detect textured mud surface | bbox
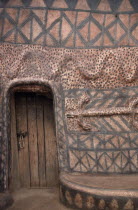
[7,188,72,210]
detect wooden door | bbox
[10,92,58,189]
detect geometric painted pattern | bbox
[0,44,138,188]
[68,133,138,173]
[65,86,138,173]
[0,0,137,48]
[53,84,68,170]
[0,0,138,12]
[69,149,138,173]
[66,88,138,131]
[60,182,138,209]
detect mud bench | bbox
[60,172,138,210]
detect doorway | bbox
[10,88,58,190]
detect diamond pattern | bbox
[69,149,136,173]
[66,86,138,173]
[0,0,137,190]
[0,4,137,47]
[69,133,138,151]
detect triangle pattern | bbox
[32,18,43,41]
[30,0,46,7]
[131,25,138,40]
[74,163,81,171]
[104,34,114,46]
[4,31,15,42]
[76,34,85,47]
[76,0,90,10]
[64,11,76,24]
[33,10,46,22]
[98,153,106,171]
[108,24,116,39]
[81,155,90,169]
[17,34,27,44]
[105,14,116,27]
[79,22,89,42]
[52,0,68,8]
[92,13,105,25]
[65,0,78,9]
[43,0,55,7]
[116,22,126,40]
[21,0,32,6]
[68,135,77,147]
[3,18,14,35]
[7,0,23,6]
[77,12,89,26]
[62,17,72,40]
[90,21,101,41]
[87,156,97,171]
[108,0,123,11]
[105,154,113,168]
[86,0,101,9]
[106,136,119,149]
[18,9,31,25]
[47,10,60,28]
[119,14,129,28]
[49,21,60,41]
[5,8,18,21]
[97,0,112,11]
[20,20,31,40]
[129,0,138,11]
[120,136,130,148]
[35,35,44,45]
[69,151,80,168]
[118,0,133,11]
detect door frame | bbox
[2,79,64,190]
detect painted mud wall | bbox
[0,0,138,191]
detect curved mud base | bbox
[60,172,138,210]
[0,193,13,210]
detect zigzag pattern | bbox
[65,87,138,100]
[68,133,138,150]
[54,84,68,169]
[69,148,138,173]
[0,0,138,12]
[0,6,137,48]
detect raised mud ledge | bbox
[60,172,138,210]
[0,193,13,210]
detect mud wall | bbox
[0,0,138,191]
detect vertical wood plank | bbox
[27,93,39,187]
[44,98,58,187]
[36,95,46,187]
[10,93,20,190]
[15,93,30,188]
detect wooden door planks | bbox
[36,95,46,187]
[10,93,20,190]
[10,92,58,189]
[15,93,30,188]
[44,98,58,187]
[27,94,39,187]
